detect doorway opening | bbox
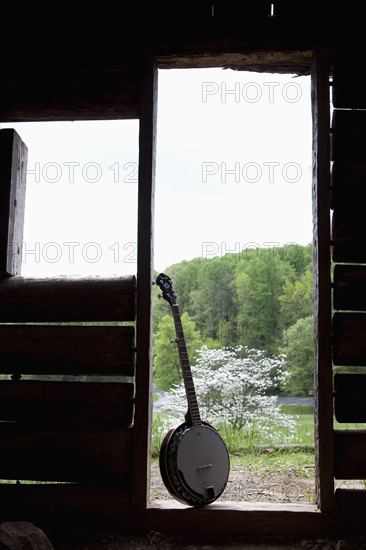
[151,67,316,505]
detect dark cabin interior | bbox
[0,1,365,544]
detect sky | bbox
[1,68,312,277]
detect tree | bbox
[153,311,203,391]
[160,346,296,445]
[235,252,295,352]
[279,266,313,329]
[281,315,315,396]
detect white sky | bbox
[1,68,312,277]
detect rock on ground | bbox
[0,521,53,550]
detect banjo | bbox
[156,273,230,506]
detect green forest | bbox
[153,243,315,397]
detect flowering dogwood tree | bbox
[159,346,297,446]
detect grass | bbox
[152,404,365,474]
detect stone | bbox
[0,522,53,550]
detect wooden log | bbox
[0,129,28,276]
[334,430,366,479]
[0,380,134,425]
[334,373,366,423]
[0,423,132,482]
[331,210,366,264]
[132,53,157,508]
[331,160,366,212]
[0,70,140,121]
[331,109,366,162]
[332,59,366,109]
[0,275,136,322]
[333,265,366,311]
[0,325,135,375]
[311,47,334,511]
[332,312,366,366]
[335,489,366,519]
[0,483,130,523]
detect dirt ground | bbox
[150,463,317,504]
[50,466,365,550]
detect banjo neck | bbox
[171,303,201,426]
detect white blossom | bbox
[159,345,296,446]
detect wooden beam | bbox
[311,47,334,511]
[334,373,366,423]
[334,430,366,479]
[335,489,366,522]
[331,160,366,213]
[0,129,28,276]
[0,423,132,482]
[1,496,366,539]
[331,109,366,162]
[0,380,134,425]
[0,70,140,122]
[132,53,157,508]
[0,276,136,322]
[332,210,366,263]
[0,325,135,375]
[332,312,366,366]
[333,265,366,311]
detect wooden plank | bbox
[331,109,366,162]
[332,59,366,109]
[0,325,135,375]
[0,129,28,276]
[0,70,140,121]
[335,489,366,520]
[0,380,134,425]
[334,373,366,423]
[333,265,366,311]
[132,53,157,508]
[331,210,366,263]
[0,276,136,322]
[331,160,366,212]
[0,423,132,482]
[334,430,366,479]
[311,47,335,511]
[0,484,130,523]
[332,312,366,366]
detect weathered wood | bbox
[331,109,366,162]
[0,483,130,523]
[0,129,28,276]
[331,160,366,212]
[335,489,366,520]
[334,430,366,479]
[1,494,366,538]
[0,423,132,482]
[0,70,140,121]
[132,53,157,508]
[334,373,366,423]
[333,265,366,311]
[332,210,366,263]
[0,276,136,322]
[0,380,134,425]
[0,488,130,528]
[332,58,366,108]
[332,312,366,366]
[311,47,334,511]
[0,325,135,375]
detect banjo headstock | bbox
[156,273,177,306]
